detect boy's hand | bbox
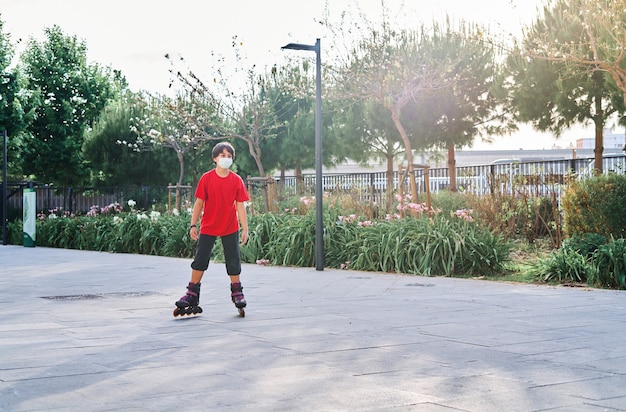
[190,226,199,241]
[240,230,249,245]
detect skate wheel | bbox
[238,307,245,317]
[196,307,203,314]
[173,308,179,317]
[185,307,193,315]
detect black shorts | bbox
[191,231,241,275]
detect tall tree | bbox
[19,25,117,186]
[406,19,514,192]
[82,92,176,187]
[329,12,453,202]
[167,38,284,179]
[0,18,27,180]
[331,98,404,209]
[505,54,623,170]
[517,0,626,171]
[268,62,315,186]
[270,62,348,188]
[127,90,222,210]
[130,90,219,189]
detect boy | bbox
[175,141,249,317]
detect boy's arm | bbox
[236,201,248,245]
[189,198,204,240]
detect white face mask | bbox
[217,157,233,169]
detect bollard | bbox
[23,187,36,247]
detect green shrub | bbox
[329,214,510,277]
[75,218,117,251]
[455,223,511,277]
[37,217,82,249]
[7,220,23,245]
[430,190,468,214]
[324,213,360,269]
[562,174,626,238]
[590,238,626,289]
[108,215,153,254]
[407,217,463,276]
[464,193,558,245]
[160,216,196,258]
[265,211,316,267]
[533,247,594,283]
[9,203,511,279]
[241,213,286,263]
[561,233,607,258]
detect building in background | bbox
[284,130,626,175]
[575,129,626,150]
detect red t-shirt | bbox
[195,169,249,236]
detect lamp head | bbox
[281,42,317,52]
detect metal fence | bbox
[271,155,626,207]
[3,155,625,216]
[2,184,193,218]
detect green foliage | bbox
[25,210,195,258]
[455,223,511,277]
[160,217,197,258]
[265,212,316,267]
[590,238,626,289]
[19,25,119,186]
[11,202,510,280]
[406,20,512,152]
[7,220,23,244]
[36,216,82,249]
[507,0,625,140]
[9,194,624,290]
[108,216,157,255]
[82,92,177,186]
[268,211,511,277]
[390,218,462,276]
[561,233,607,258]
[465,192,558,245]
[562,174,626,238]
[533,246,594,284]
[533,234,626,288]
[242,213,284,263]
[0,20,27,179]
[429,190,468,214]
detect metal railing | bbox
[274,155,626,204]
[3,184,185,217]
[3,155,625,215]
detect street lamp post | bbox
[2,130,7,245]
[281,39,324,271]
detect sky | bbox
[0,0,612,151]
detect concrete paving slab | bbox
[1,245,626,411]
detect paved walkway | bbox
[1,245,625,411]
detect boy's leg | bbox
[191,234,217,279]
[190,269,204,284]
[177,235,216,308]
[221,232,246,308]
[221,231,242,278]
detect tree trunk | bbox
[447,143,457,192]
[176,152,185,211]
[386,154,395,212]
[593,95,604,175]
[389,106,417,202]
[295,162,303,195]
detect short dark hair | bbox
[212,142,235,159]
